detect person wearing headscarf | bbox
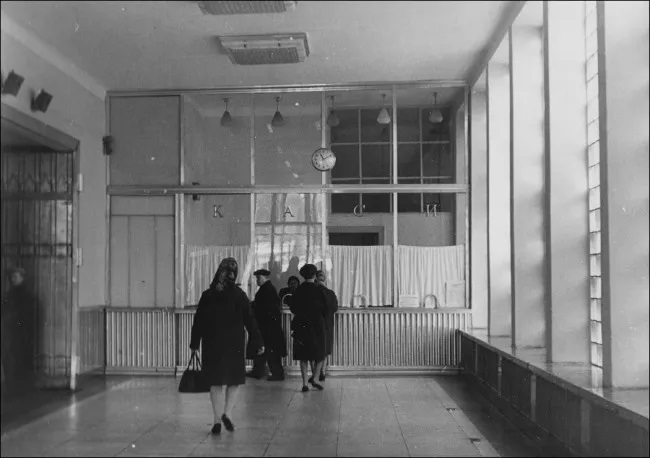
[247,269,286,381]
[314,270,338,382]
[287,263,328,392]
[190,258,264,435]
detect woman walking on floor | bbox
[190,257,264,434]
[287,263,328,392]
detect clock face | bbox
[311,148,337,171]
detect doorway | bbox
[1,106,78,400]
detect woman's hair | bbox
[288,275,300,286]
[210,257,238,292]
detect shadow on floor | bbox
[433,374,575,457]
[1,373,129,436]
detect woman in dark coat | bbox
[315,270,338,382]
[190,258,264,435]
[288,264,327,392]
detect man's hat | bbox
[254,269,271,276]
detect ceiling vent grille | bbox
[199,1,297,15]
[218,33,309,65]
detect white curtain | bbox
[397,245,465,308]
[185,245,250,305]
[328,246,393,307]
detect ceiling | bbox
[0,1,515,92]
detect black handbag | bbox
[178,350,210,393]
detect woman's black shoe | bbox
[309,380,324,390]
[211,423,221,435]
[301,385,309,392]
[221,414,235,432]
[319,372,326,382]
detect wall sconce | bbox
[31,89,53,112]
[271,96,284,127]
[1,71,25,96]
[220,97,233,127]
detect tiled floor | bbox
[1,375,568,457]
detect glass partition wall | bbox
[109,83,468,309]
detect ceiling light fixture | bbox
[326,95,339,127]
[220,97,233,127]
[429,92,443,124]
[377,93,391,125]
[271,96,284,127]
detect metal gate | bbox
[1,149,74,388]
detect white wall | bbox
[1,13,107,308]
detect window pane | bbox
[590,276,602,299]
[587,77,599,101]
[590,254,601,276]
[330,109,359,143]
[588,141,600,167]
[397,193,465,307]
[254,92,322,186]
[591,298,602,322]
[591,320,602,344]
[184,94,251,185]
[184,194,251,305]
[331,145,360,180]
[362,144,391,178]
[586,10,598,35]
[397,144,421,178]
[422,107,451,142]
[331,193,360,214]
[398,193,421,213]
[361,108,392,143]
[587,119,600,145]
[397,107,420,142]
[588,163,600,188]
[589,208,601,232]
[589,186,601,211]
[587,98,599,123]
[422,143,453,182]
[586,53,599,81]
[586,32,598,57]
[590,231,601,255]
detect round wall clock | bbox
[311,148,337,171]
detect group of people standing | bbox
[189,258,338,435]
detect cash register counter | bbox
[96,307,472,375]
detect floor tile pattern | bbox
[1,375,568,457]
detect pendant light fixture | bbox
[220,97,233,127]
[377,93,391,125]
[326,95,340,127]
[271,96,284,127]
[429,92,443,124]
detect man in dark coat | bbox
[190,258,264,435]
[247,269,287,381]
[288,263,328,392]
[315,270,338,382]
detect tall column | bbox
[546,1,590,363]
[510,22,546,348]
[487,41,512,337]
[600,1,649,388]
[470,84,489,330]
